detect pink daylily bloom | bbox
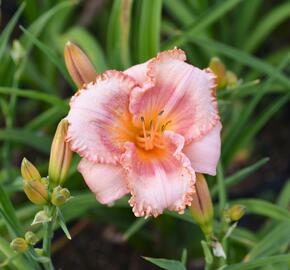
[66,48,221,217]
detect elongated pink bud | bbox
[190,173,214,237]
[48,119,72,185]
[64,41,96,87]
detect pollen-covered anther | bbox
[137,111,168,150]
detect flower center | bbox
[136,110,171,151]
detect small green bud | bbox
[225,71,238,87]
[51,186,71,206]
[25,231,39,245]
[209,57,238,89]
[224,205,245,222]
[23,180,49,205]
[209,57,227,88]
[10,238,28,253]
[21,158,41,182]
[48,119,72,185]
[11,40,25,65]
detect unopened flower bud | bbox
[64,41,97,87]
[48,119,72,185]
[225,71,238,87]
[11,40,25,65]
[25,231,39,245]
[224,205,245,222]
[21,158,41,182]
[209,57,227,88]
[10,238,28,253]
[190,173,214,237]
[51,186,71,206]
[23,180,48,205]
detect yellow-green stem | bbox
[42,205,57,270]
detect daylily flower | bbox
[66,48,221,217]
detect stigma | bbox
[136,111,171,151]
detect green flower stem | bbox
[42,205,57,270]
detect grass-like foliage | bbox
[0,1,289,269]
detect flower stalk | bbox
[42,206,57,270]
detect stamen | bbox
[141,116,148,150]
[161,121,171,132]
[137,111,170,151]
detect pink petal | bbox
[66,70,138,164]
[124,63,147,86]
[78,158,128,204]
[129,48,219,143]
[121,131,196,217]
[183,122,222,176]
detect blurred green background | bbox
[0,0,289,269]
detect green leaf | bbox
[20,26,74,87]
[238,92,290,151]
[211,158,270,197]
[57,209,71,240]
[223,254,290,270]
[25,106,67,131]
[229,227,257,248]
[221,53,290,165]
[201,240,213,265]
[180,249,187,266]
[0,87,68,107]
[163,0,194,26]
[217,163,227,214]
[230,199,290,221]
[0,184,23,238]
[0,205,21,238]
[245,2,290,52]
[189,37,290,89]
[234,0,262,47]
[217,80,261,99]
[17,1,76,93]
[20,1,76,47]
[163,0,243,49]
[107,0,133,69]
[136,0,162,62]
[0,129,51,153]
[245,221,290,260]
[143,257,186,270]
[277,180,290,208]
[122,217,150,241]
[0,3,25,60]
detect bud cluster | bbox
[21,119,72,206]
[10,231,39,253]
